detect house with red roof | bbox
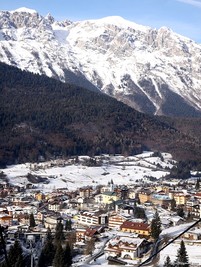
[120,221,150,238]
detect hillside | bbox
[1,62,201,166]
[0,8,201,117]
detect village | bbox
[0,152,201,266]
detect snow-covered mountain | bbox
[0,7,201,117]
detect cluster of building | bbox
[1,175,201,263]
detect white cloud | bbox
[177,0,201,8]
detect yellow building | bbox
[155,186,170,194]
[128,190,137,199]
[95,192,120,205]
[173,194,189,205]
[120,221,150,237]
[35,192,45,201]
[138,190,152,204]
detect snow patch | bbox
[86,16,150,33]
[11,7,37,14]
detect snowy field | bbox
[0,152,173,192]
[160,223,201,267]
[159,242,201,266]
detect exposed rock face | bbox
[0,9,201,117]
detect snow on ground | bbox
[161,222,195,237]
[0,152,172,192]
[159,223,201,266]
[159,242,201,267]
[88,254,122,267]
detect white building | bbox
[105,235,149,260]
[77,211,108,226]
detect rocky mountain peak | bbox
[0,8,48,30]
[45,13,55,24]
[0,9,201,117]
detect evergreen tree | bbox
[195,178,200,190]
[29,213,36,228]
[187,211,192,221]
[170,198,176,211]
[37,251,46,267]
[53,244,65,267]
[65,220,68,231]
[65,219,72,231]
[38,231,56,267]
[134,206,146,219]
[63,243,72,267]
[7,240,24,267]
[177,207,185,218]
[175,240,189,267]
[150,211,161,240]
[46,227,53,242]
[15,253,24,267]
[54,220,65,245]
[68,219,72,231]
[163,256,173,267]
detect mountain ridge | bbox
[0,8,201,117]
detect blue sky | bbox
[0,0,200,42]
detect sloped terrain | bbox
[0,62,201,166]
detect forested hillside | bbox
[0,63,201,166]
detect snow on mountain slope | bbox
[0,8,201,116]
[10,7,37,14]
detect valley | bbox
[0,5,201,266]
[1,152,173,192]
